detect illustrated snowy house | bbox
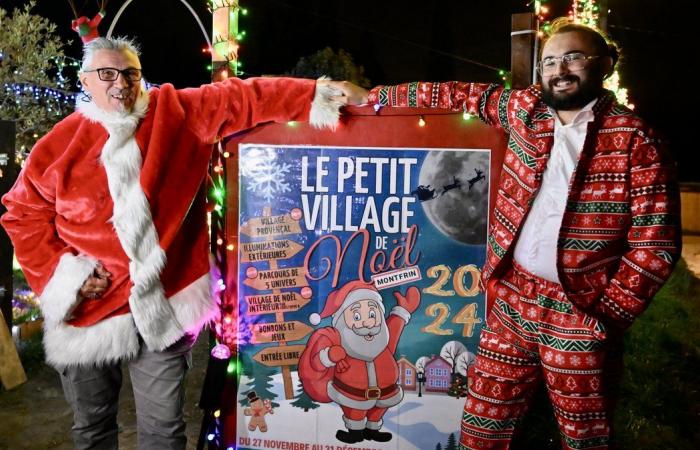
[396,356,417,391]
[424,355,451,393]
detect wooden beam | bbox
[0,120,17,330]
[0,309,27,390]
[511,13,537,89]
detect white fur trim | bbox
[39,253,98,326]
[79,91,183,351]
[170,273,219,335]
[41,276,216,368]
[365,419,383,430]
[343,416,367,431]
[319,347,335,368]
[331,288,384,327]
[327,381,403,410]
[43,313,139,368]
[309,77,342,130]
[389,305,411,323]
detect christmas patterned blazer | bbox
[2,77,341,367]
[369,82,681,329]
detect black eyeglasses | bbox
[83,67,143,82]
[536,52,600,76]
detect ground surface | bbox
[0,336,209,450]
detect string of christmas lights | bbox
[205,0,247,76]
[201,3,248,448]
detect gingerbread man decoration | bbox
[243,391,274,432]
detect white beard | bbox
[336,317,390,362]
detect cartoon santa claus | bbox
[298,280,420,444]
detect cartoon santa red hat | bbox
[309,280,384,326]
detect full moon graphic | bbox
[417,150,490,245]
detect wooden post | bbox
[0,120,17,331]
[511,13,537,89]
[0,309,27,390]
[211,0,240,82]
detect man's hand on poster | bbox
[78,263,111,300]
[328,345,350,373]
[394,286,421,314]
[320,80,370,106]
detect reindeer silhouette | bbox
[467,169,485,190]
[441,176,462,196]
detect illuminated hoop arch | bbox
[106,0,212,48]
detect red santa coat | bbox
[1,77,340,367]
[299,308,411,410]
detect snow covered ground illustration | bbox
[236,372,464,450]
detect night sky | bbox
[3,0,696,181]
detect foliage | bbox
[287,47,370,88]
[0,1,74,158]
[239,363,280,409]
[290,380,320,412]
[16,332,45,377]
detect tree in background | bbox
[290,379,320,412]
[445,433,458,450]
[0,1,76,161]
[287,47,371,88]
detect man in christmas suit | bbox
[336,18,681,450]
[299,280,420,444]
[0,36,349,449]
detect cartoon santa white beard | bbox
[335,314,389,361]
[298,280,420,444]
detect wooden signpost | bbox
[242,206,312,399]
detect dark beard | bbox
[541,65,605,111]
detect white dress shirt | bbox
[512,99,597,283]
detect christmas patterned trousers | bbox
[460,262,610,450]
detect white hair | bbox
[81,36,141,71]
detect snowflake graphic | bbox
[244,159,292,202]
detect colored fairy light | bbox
[226,244,235,251]
[214,410,221,418]
[211,344,231,359]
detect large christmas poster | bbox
[236,144,490,450]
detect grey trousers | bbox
[58,333,196,450]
